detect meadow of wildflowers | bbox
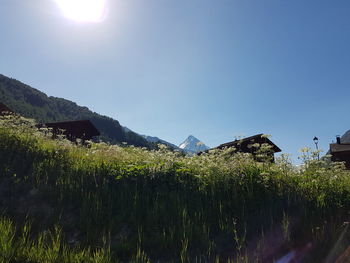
[0,115,349,262]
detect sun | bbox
[55,0,107,23]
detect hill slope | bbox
[0,118,349,262]
[143,135,182,150]
[0,74,151,147]
[122,125,181,151]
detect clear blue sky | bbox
[1,0,350,162]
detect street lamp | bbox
[313,136,319,160]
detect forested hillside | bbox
[0,74,151,147]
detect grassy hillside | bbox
[0,74,151,147]
[0,115,349,263]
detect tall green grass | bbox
[0,217,114,263]
[0,115,349,262]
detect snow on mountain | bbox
[122,127,209,153]
[179,135,209,154]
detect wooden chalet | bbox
[201,134,281,162]
[0,102,13,115]
[0,103,100,143]
[40,120,100,142]
[330,136,350,169]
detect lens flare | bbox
[55,0,107,23]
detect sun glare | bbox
[55,0,107,23]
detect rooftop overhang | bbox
[217,134,281,153]
[330,143,350,154]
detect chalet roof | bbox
[0,102,13,114]
[44,120,100,137]
[216,134,282,153]
[330,143,350,153]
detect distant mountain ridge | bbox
[0,74,151,147]
[142,135,181,150]
[179,135,209,154]
[121,126,180,150]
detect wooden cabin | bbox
[330,136,350,169]
[0,102,13,115]
[201,134,281,162]
[0,103,100,143]
[40,120,100,142]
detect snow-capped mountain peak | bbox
[179,135,209,154]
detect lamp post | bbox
[313,136,319,160]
